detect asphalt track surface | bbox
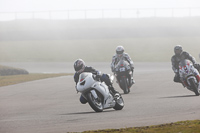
[0,62,200,133]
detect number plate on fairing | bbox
[120,67,125,72]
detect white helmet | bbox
[116,46,124,55]
[74,59,85,73]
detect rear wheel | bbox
[86,91,103,112]
[188,78,200,96]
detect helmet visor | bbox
[116,50,123,54]
[175,49,182,55]
[75,64,83,71]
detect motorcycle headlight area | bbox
[79,73,88,85]
[180,65,195,77]
[80,80,86,85]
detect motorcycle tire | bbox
[188,78,200,96]
[86,90,103,112]
[121,77,130,94]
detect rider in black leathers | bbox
[171,45,200,83]
[74,59,118,104]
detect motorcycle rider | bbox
[111,46,135,84]
[171,45,200,83]
[74,59,118,104]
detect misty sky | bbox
[0,0,200,12]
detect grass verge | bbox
[0,65,29,76]
[0,73,73,87]
[82,120,200,133]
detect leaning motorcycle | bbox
[114,59,133,94]
[76,72,124,112]
[179,59,200,96]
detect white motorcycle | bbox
[76,72,124,112]
[179,59,200,96]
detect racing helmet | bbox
[116,46,124,55]
[74,59,85,73]
[174,45,183,56]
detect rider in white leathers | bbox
[111,46,135,84]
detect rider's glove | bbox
[97,71,101,75]
[174,69,179,73]
[96,71,101,80]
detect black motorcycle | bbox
[114,59,133,94]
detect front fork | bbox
[91,89,98,99]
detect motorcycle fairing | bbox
[91,82,115,108]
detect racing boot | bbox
[131,78,135,84]
[181,82,186,88]
[130,75,135,85]
[130,71,135,85]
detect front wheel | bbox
[120,77,130,94]
[86,91,103,112]
[188,78,200,96]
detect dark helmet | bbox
[116,46,124,55]
[174,45,183,56]
[74,59,85,73]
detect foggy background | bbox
[0,0,200,63]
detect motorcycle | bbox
[76,72,124,112]
[114,59,133,94]
[179,59,200,96]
